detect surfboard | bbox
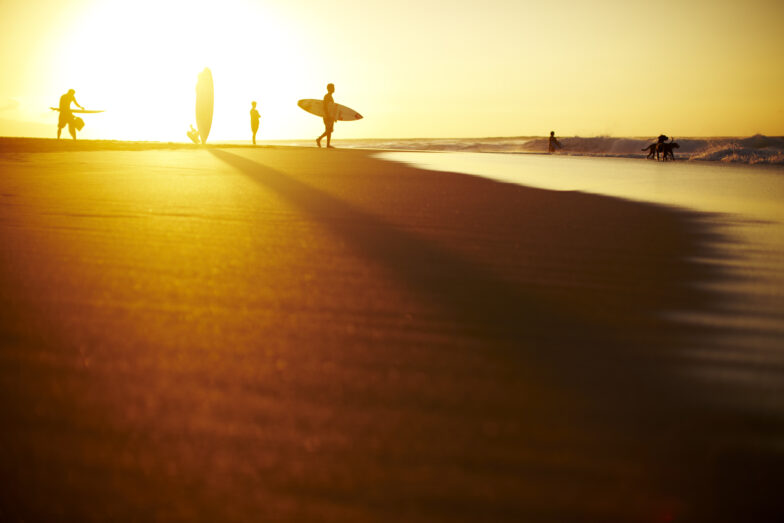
[50,107,105,114]
[297,99,363,121]
[196,68,214,144]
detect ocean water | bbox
[377,151,784,216]
[264,134,784,165]
[372,135,784,165]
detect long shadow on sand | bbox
[210,152,629,337]
[209,150,708,389]
[209,149,783,521]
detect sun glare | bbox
[54,0,312,141]
[4,0,783,140]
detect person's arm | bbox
[73,97,84,110]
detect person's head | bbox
[68,89,75,95]
[327,83,335,93]
[550,131,554,136]
[252,101,257,108]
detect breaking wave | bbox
[338,134,784,165]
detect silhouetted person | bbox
[57,89,83,140]
[654,134,674,161]
[187,125,200,144]
[317,83,336,148]
[659,139,680,161]
[250,101,261,145]
[548,131,561,153]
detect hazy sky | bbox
[1,0,782,141]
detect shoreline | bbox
[1,143,782,520]
[2,136,784,167]
[382,149,784,380]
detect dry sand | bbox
[0,138,781,521]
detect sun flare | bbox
[2,0,783,141]
[52,0,312,141]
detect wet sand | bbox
[1,138,782,521]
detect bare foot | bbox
[316,138,322,148]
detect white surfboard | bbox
[50,107,105,114]
[196,68,214,143]
[298,99,363,121]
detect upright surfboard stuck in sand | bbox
[298,99,363,121]
[196,68,214,144]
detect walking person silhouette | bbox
[317,83,336,148]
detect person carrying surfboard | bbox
[317,83,336,148]
[250,101,261,145]
[57,89,84,140]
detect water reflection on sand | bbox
[381,151,784,393]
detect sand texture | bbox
[1,139,782,521]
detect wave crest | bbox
[343,134,784,165]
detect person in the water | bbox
[548,131,562,153]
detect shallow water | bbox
[380,151,784,394]
[378,152,784,218]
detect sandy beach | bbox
[1,138,782,521]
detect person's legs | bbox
[318,119,329,147]
[57,113,68,139]
[325,119,334,148]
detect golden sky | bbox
[1,0,782,141]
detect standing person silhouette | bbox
[57,89,83,140]
[250,101,261,145]
[317,83,336,148]
[548,131,561,153]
